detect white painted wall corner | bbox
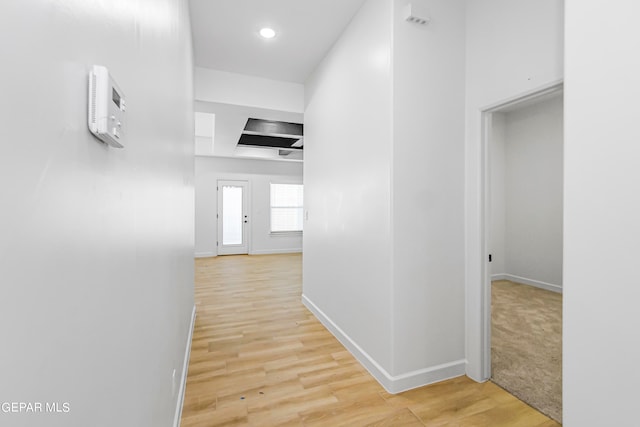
[491,273,562,294]
[195,252,217,258]
[302,294,465,394]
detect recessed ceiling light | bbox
[259,27,276,39]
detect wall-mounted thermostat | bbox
[88,65,126,148]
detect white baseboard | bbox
[173,305,196,427]
[195,249,302,257]
[301,294,466,394]
[195,252,216,258]
[491,273,562,293]
[250,248,302,255]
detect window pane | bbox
[271,207,303,232]
[271,184,303,207]
[270,184,303,232]
[222,186,243,245]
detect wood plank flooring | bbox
[181,254,560,426]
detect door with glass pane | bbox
[217,180,249,255]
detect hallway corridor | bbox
[181,254,558,426]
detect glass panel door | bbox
[217,180,249,255]
[222,186,243,245]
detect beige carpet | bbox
[491,280,562,423]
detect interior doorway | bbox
[481,83,564,422]
[217,180,249,255]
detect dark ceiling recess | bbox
[238,118,303,151]
[244,119,303,136]
[238,134,301,149]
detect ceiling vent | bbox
[404,3,430,25]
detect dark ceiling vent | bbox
[244,118,303,136]
[238,134,301,149]
[238,118,303,150]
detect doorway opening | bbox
[481,82,563,422]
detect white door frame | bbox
[217,180,250,255]
[478,81,564,380]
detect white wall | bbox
[194,111,215,156]
[464,0,564,380]
[502,96,563,290]
[391,0,466,381]
[490,96,564,291]
[303,0,394,383]
[0,1,194,427]
[304,0,467,392]
[564,1,640,425]
[195,67,304,113]
[195,157,303,257]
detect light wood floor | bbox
[181,254,560,426]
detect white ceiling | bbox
[189,0,366,161]
[189,0,367,83]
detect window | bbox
[270,183,303,232]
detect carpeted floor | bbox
[491,280,563,423]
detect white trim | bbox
[269,230,303,236]
[250,248,302,255]
[194,252,216,258]
[194,153,303,163]
[468,80,566,382]
[173,305,196,427]
[302,295,465,394]
[491,273,562,294]
[480,112,492,381]
[480,79,564,112]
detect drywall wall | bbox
[195,67,304,113]
[0,1,194,426]
[304,0,467,391]
[303,0,394,382]
[564,1,640,425]
[503,95,563,290]
[391,0,466,381]
[195,157,303,257]
[194,111,215,156]
[464,0,564,380]
[490,96,563,291]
